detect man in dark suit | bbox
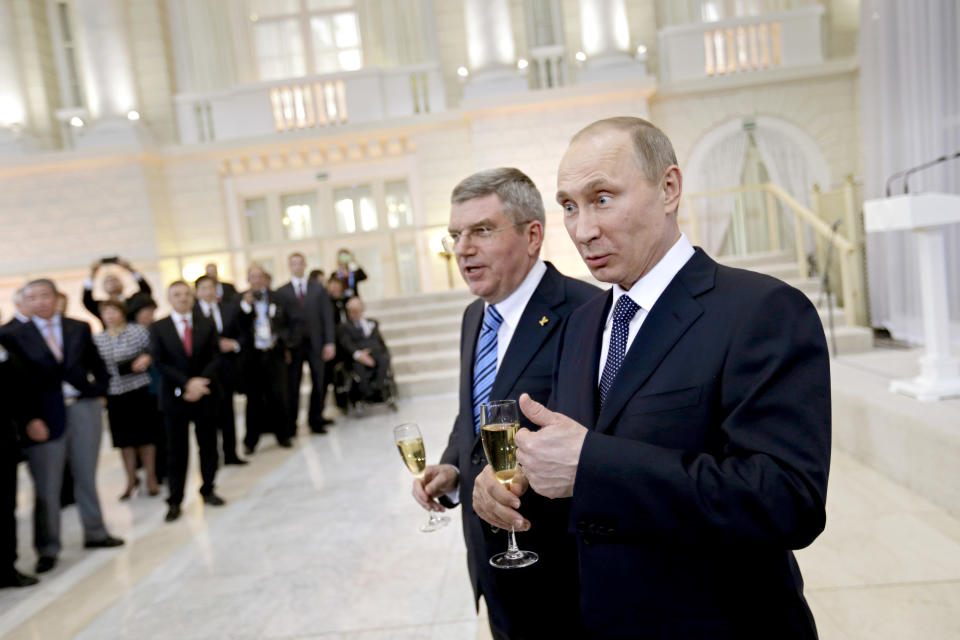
[238,264,293,452]
[83,258,152,322]
[412,168,599,640]
[275,253,336,435]
[336,297,391,402]
[8,279,123,573]
[0,335,46,588]
[334,249,367,298]
[195,276,246,465]
[203,263,238,305]
[495,117,831,639]
[150,281,225,523]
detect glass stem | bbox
[505,525,522,559]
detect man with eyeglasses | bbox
[411,168,599,640]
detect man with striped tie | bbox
[411,168,599,640]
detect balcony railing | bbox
[658,5,825,84]
[174,63,446,144]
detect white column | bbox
[72,0,142,146]
[461,0,526,100]
[577,0,647,82]
[0,1,28,151]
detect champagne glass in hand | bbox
[394,423,450,533]
[481,400,538,569]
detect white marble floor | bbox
[1,393,959,639]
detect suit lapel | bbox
[60,319,78,367]
[572,292,610,430]
[595,250,715,433]
[459,300,484,446]
[23,322,59,368]
[164,317,188,360]
[488,267,565,402]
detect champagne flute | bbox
[480,400,538,569]
[394,422,450,533]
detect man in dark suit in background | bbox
[412,168,599,640]
[150,281,225,523]
[83,258,152,322]
[275,253,336,435]
[203,263,238,305]
[334,249,367,298]
[8,279,123,573]
[195,276,246,465]
[497,117,831,639]
[238,265,293,452]
[0,334,46,588]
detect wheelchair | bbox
[332,357,398,416]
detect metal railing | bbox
[682,179,867,327]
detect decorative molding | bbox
[219,135,412,176]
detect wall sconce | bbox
[517,58,529,76]
[127,110,141,121]
[431,232,455,289]
[69,116,84,127]
[457,66,470,84]
[635,44,648,63]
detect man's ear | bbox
[662,166,682,214]
[527,219,545,256]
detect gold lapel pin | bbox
[539,316,549,326]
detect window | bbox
[384,180,412,229]
[333,184,377,234]
[250,0,363,81]
[245,197,270,243]
[280,192,321,239]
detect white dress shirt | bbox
[169,310,192,342]
[291,277,309,299]
[597,234,695,382]
[486,259,547,369]
[32,314,80,397]
[198,300,223,333]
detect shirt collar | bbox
[170,309,192,326]
[607,234,695,326]
[291,276,307,290]
[14,312,29,323]
[485,259,547,330]
[32,314,61,330]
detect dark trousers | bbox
[350,349,390,401]
[1,438,17,571]
[287,342,325,433]
[217,388,239,460]
[245,349,288,449]
[165,408,219,507]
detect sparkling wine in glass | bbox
[394,422,450,533]
[481,400,538,569]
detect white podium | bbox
[864,193,960,401]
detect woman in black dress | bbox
[93,300,160,498]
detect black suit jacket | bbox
[553,248,830,639]
[149,311,220,415]
[439,262,600,638]
[5,317,109,442]
[275,280,336,354]
[218,281,239,305]
[0,342,43,446]
[194,300,242,389]
[336,319,388,359]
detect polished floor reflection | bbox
[1,393,959,639]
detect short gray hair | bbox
[451,168,545,226]
[571,117,678,184]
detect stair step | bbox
[385,331,460,356]
[373,299,470,325]
[395,368,460,397]
[366,289,473,311]
[381,318,462,341]
[824,326,873,355]
[392,349,461,376]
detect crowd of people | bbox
[0,250,392,589]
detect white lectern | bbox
[864,193,960,401]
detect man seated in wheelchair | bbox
[336,297,392,403]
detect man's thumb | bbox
[519,393,554,427]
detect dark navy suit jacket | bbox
[553,248,831,639]
[440,262,600,639]
[6,317,108,443]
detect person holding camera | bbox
[334,249,367,298]
[93,300,160,500]
[83,257,153,323]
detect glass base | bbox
[420,514,450,533]
[490,549,538,569]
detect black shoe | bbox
[0,569,40,588]
[202,493,226,506]
[35,556,56,574]
[277,438,293,448]
[223,456,248,466]
[310,426,327,435]
[320,417,335,426]
[84,535,124,549]
[243,444,255,456]
[165,505,181,522]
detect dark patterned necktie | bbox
[599,296,640,407]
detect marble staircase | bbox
[368,251,873,399]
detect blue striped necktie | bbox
[599,295,640,407]
[472,305,504,433]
